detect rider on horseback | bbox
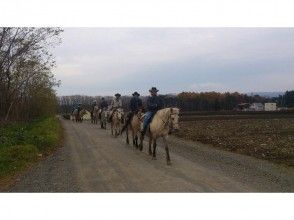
[91,101,97,120]
[91,100,97,112]
[121,91,143,133]
[140,87,164,139]
[99,97,108,119]
[99,97,108,109]
[108,93,122,122]
[77,103,82,114]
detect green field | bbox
[0,117,62,185]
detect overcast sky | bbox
[53,28,294,96]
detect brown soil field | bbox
[175,118,294,166]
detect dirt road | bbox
[10,119,294,192]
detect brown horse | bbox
[139,107,180,165]
[111,108,124,137]
[91,106,99,124]
[125,109,143,148]
[73,109,87,122]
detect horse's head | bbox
[169,107,180,132]
[116,108,124,120]
[80,109,87,116]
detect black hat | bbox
[115,93,121,97]
[149,87,159,92]
[132,91,140,96]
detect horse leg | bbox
[139,135,144,151]
[152,139,157,160]
[131,128,136,147]
[126,126,129,144]
[162,137,171,165]
[135,135,138,148]
[115,123,118,136]
[148,135,152,155]
[115,123,118,137]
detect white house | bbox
[249,103,264,111]
[265,103,277,111]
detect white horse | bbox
[139,107,180,165]
[92,106,99,124]
[111,108,124,137]
[73,109,86,122]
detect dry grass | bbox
[176,118,294,166]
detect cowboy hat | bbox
[132,91,140,96]
[149,87,159,92]
[115,93,121,97]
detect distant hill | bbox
[246,92,284,98]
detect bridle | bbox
[161,108,178,133]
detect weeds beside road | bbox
[0,117,62,189]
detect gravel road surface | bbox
[10,119,294,192]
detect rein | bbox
[159,109,177,133]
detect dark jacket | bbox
[147,95,164,112]
[91,104,96,112]
[100,100,108,109]
[130,96,143,112]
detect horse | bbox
[111,108,124,137]
[125,109,143,148]
[92,106,99,124]
[73,109,87,122]
[70,113,75,121]
[139,107,180,165]
[99,108,108,129]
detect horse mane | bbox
[156,107,179,118]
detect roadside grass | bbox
[0,117,62,183]
[176,118,294,167]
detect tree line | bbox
[272,90,294,108]
[58,90,294,113]
[0,28,62,121]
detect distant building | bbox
[236,103,250,111]
[249,103,264,111]
[264,103,277,111]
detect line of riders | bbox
[72,87,180,165]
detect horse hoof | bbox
[148,151,152,155]
[167,161,171,166]
[152,157,156,160]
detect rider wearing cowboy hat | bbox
[91,100,97,113]
[141,87,164,138]
[108,93,123,122]
[121,91,143,133]
[99,97,108,109]
[77,103,82,114]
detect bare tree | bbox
[0,27,63,121]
